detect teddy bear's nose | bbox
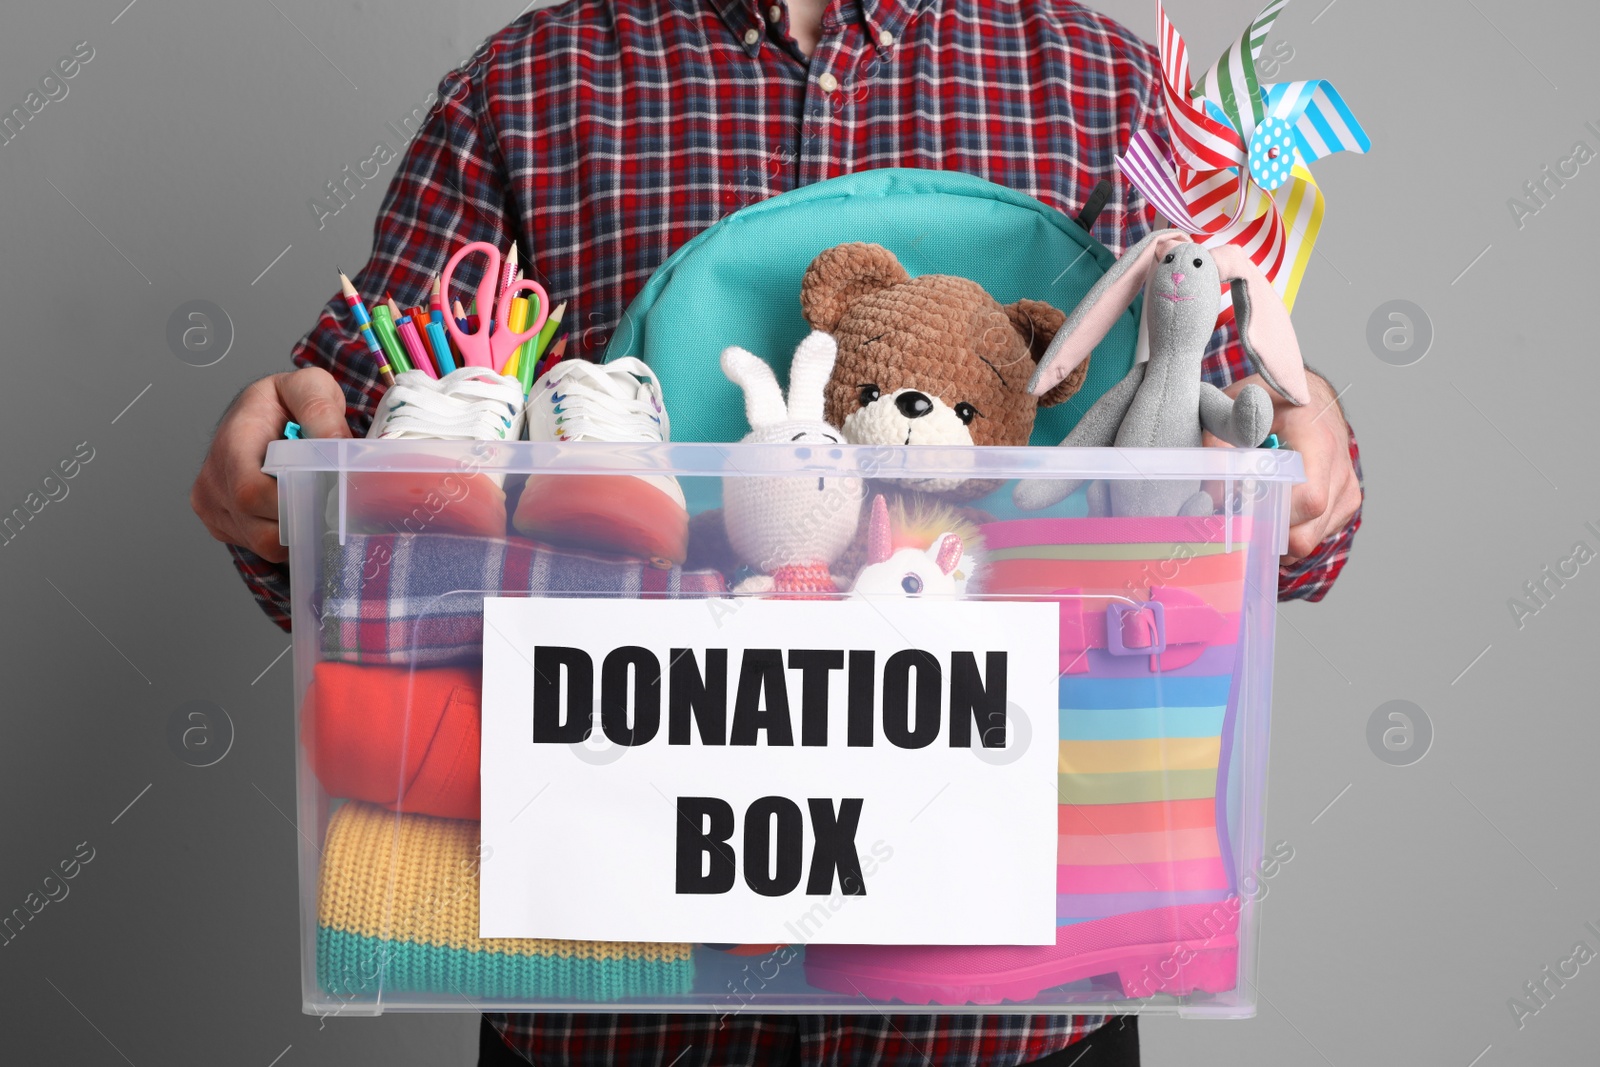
[1171,271,1186,285]
[895,391,934,419]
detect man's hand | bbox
[1205,371,1362,567]
[191,367,352,563]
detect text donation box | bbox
[480,597,1061,945]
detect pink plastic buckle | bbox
[1107,599,1166,656]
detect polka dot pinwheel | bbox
[1119,0,1372,318]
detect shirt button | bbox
[878,30,895,47]
[768,5,781,22]
[818,72,839,93]
[743,28,760,46]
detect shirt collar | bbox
[710,0,933,58]
[859,0,931,53]
[708,0,768,56]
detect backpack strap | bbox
[1074,179,1113,233]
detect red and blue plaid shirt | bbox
[234,0,1361,1061]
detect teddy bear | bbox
[686,242,1086,587]
[795,241,1086,581]
[800,241,1084,499]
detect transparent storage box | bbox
[264,439,1303,1018]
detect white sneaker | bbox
[349,368,524,537]
[523,356,671,446]
[367,367,525,442]
[513,357,690,564]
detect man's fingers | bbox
[277,367,353,439]
[1286,430,1333,528]
[238,514,289,564]
[235,463,281,523]
[1284,514,1333,564]
[1282,437,1360,563]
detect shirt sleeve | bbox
[229,58,518,630]
[1276,421,1363,602]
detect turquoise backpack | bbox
[602,168,1141,446]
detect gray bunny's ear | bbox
[1029,229,1186,397]
[1214,245,1310,406]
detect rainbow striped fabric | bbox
[977,515,1249,928]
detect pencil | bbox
[532,301,566,362]
[336,269,394,386]
[531,331,566,385]
[430,274,446,321]
[501,242,519,296]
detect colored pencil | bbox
[500,242,519,296]
[426,276,458,370]
[532,331,567,384]
[430,274,446,321]
[336,269,394,386]
[532,301,566,362]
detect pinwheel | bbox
[1119,0,1371,318]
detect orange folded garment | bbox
[304,661,481,820]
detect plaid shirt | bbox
[233,0,1362,1060]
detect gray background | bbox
[0,0,1592,1063]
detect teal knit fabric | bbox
[318,926,696,1001]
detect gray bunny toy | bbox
[1014,228,1311,517]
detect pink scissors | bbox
[440,241,550,372]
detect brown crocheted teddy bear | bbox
[800,241,1085,504]
[686,242,1087,580]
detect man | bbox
[193,1,1362,1063]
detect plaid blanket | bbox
[318,532,727,666]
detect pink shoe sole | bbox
[347,472,508,538]
[803,903,1239,1005]
[512,473,689,565]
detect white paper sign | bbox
[480,596,1059,945]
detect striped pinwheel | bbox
[1119,0,1371,318]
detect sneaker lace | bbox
[549,360,668,442]
[377,372,522,440]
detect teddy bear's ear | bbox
[1005,298,1081,406]
[800,243,912,332]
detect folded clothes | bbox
[317,801,694,1000]
[319,531,727,666]
[305,662,481,820]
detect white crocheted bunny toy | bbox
[721,331,866,596]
